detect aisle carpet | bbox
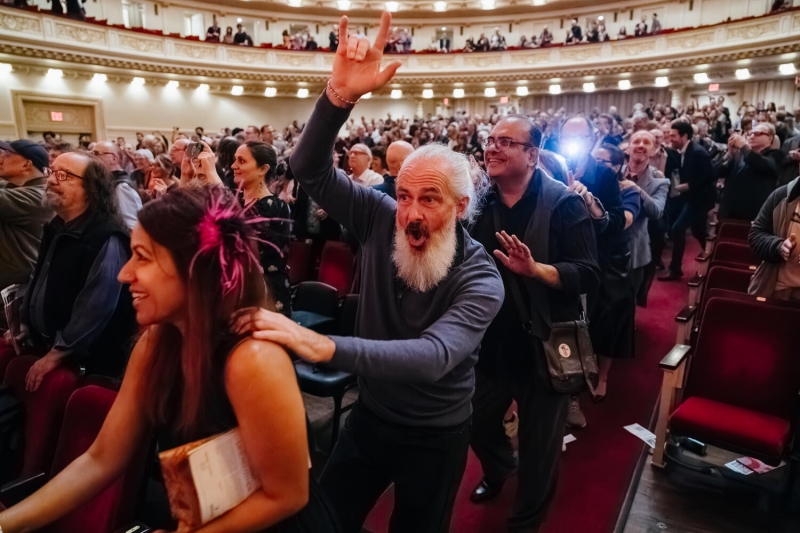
[364,240,703,533]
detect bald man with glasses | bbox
[718,122,783,222]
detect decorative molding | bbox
[415,55,455,68]
[118,34,164,53]
[612,40,657,56]
[0,13,40,33]
[174,42,217,60]
[54,23,107,45]
[226,49,266,64]
[727,21,780,40]
[666,31,715,49]
[559,46,602,62]
[275,52,315,66]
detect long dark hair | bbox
[80,153,126,231]
[217,136,242,173]
[138,185,272,440]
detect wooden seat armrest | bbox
[659,344,692,371]
[0,471,46,503]
[687,273,705,288]
[675,305,697,323]
[695,251,712,262]
[707,234,718,242]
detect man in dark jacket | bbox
[660,120,715,280]
[0,140,53,291]
[718,122,782,222]
[20,152,135,391]
[469,115,600,532]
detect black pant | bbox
[471,341,568,531]
[667,201,708,275]
[320,400,470,533]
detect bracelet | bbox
[326,79,359,106]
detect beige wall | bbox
[0,71,417,143]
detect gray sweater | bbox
[290,95,504,427]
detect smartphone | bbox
[187,142,203,159]
[112,522,152,533]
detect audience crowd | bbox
[1,13,799,533]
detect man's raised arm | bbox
[289,13,400,242]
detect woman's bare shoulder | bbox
[225,338,295,385]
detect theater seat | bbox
[292,281,338,334]
[670,397,791,463]
[287,240,313,286]
[1,356,79,490]
[42,385,151,533]
[295,361,357,454]
[0,340,16,383]
[318,241,355,296]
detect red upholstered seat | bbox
[318,240,355,296]
[716,220,751,243]
[42,385,148,533]
[0,339,16,382]
[287,240,313,286]
[710,241,758,267]
[671,397,791,462]
[3,356,79,480]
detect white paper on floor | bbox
[623,423,656,448]
[563,434,576,445]
[725,460,753,475]
[735,457,785,474]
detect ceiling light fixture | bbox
[46,68,63,79]
[0,63,12,75]
[779,63,796,75]
[237,18,242,23]
[484,87,497,97]
[197,83,209,91]
[453,88,465,98]
[618,79,632,90]
[583,82,596,93]
[131,76,145,86]
[598,16,604,21]
[231,85,244,95]
[532,0,545,5]
[385,1,399,11]
[693,72,710,83]
[549,84,561,94]
[166,80,179,89]
[297,88,309,98]
[337,0,351,9]
[391,89,402,99]
[480,0,495,9]
[265,87,277,97]
[516,86,529,96]
[287,0,302,5]
[422,89,434,98]
[735,68,751,80]
[434,1,447,10]
[655,76,669,87]
[92,73,107,83]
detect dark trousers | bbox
[320,400,470,533]
[667,201,708,275]
[471,343,569,531]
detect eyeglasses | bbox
[90,151,114,157]
[44,167,83,181]
[482,136,533,151]
[747,131,770,138]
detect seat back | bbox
[711,241,758,267]
[43,385,150,533]
[4,356,79,479]
[339,294,359,337]
[686,297,800,421]
[716,221,751,244]
[318,241,355,296]
[287,240,313,286]
[293,281,339,318]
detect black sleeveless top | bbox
[153,337,341,533]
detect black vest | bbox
[27,212,136,378]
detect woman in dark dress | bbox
[0,186,339,532]
[232,141,292,316]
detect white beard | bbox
[392,218,457,293]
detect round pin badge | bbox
[558,343,571,358]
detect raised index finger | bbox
[373,11,392,53]
[338,16,349,53]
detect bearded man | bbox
[235,13,504,533]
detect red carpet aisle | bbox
[364,240,703,533]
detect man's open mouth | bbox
[406,225,428,248]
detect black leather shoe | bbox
[657,271,682,281]
[470,477,505,503]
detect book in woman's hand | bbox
[158,429,261,532]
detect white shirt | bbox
[351,168,384,187]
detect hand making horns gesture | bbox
[328,12,402,106]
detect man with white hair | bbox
[239,13,504,532]
[91,140,142,230]
[347,142,384,186]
